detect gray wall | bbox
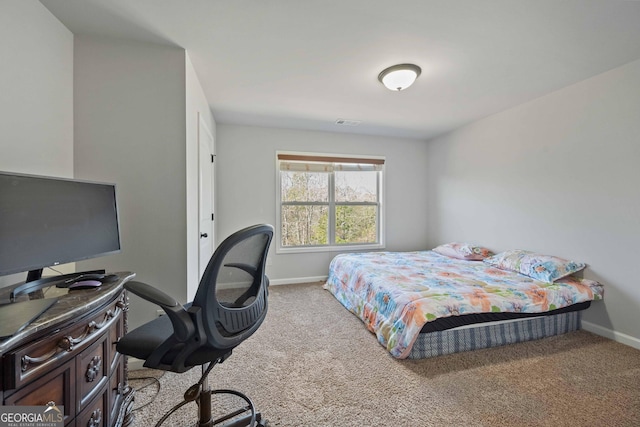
[0,0,73,176]
[425,59,640,348]
[0,5,216,328]
[216,124,430,283]
[73,38,216,329]
[0,0,74,289]
[73,36,188,329]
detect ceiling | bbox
[40,0,640,140]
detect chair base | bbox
[154,362,267,427]
[211,407,267,427]
[206,389,267,427]
[153,387,267,427]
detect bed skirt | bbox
[407,310,581,359]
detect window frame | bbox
[275,151,385,254]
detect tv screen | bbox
[0,172,121,279]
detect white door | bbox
[198,113,215,279]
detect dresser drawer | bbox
[3,359,75,425]
[76,382,108,427]
[108,307,124,372]
[4,294,125,391]
[77,332,109,413]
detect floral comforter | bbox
[323,251,604,359]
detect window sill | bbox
[275,243,385,255]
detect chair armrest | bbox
[125,280,179,308]
[124,280,195,342]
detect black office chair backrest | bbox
[193,224,273,351]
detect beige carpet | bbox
[129,282,640,427]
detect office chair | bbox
[116,224,274,427]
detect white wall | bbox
[73,36,188,329]
[425,59,640,348]
[185,53,216,300]
[0,0,73,176]
[216,124,430,283]
[0,0,73,289]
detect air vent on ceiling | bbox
[335,119,361,126]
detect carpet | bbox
[129,282,640,426]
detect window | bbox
[276,152,384,252]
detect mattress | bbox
[324,251,603,358]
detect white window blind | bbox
[278,154,384,172]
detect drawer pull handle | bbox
[94,309,116,329]
[21,302,124,371]
[87,408,102,427]
[21,350,57,372]
[58,306,122,351]
[86,356,102,382]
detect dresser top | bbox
[0,271,135,353]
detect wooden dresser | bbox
[0,272,135,427]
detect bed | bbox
[323,249,604,359]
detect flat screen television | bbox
[0,171,121,288]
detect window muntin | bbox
[277,153,384,251]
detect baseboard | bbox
[127,357,145,371]
[582,321,640,350]
[269,276,328,286]
[216,276,328,290]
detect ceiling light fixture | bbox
[378,63,422,91]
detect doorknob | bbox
[200,233,208,238]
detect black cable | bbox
[46,267,64,275]
[41,267,64,296]
[152,361,219,427]
[129,372,166,412]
